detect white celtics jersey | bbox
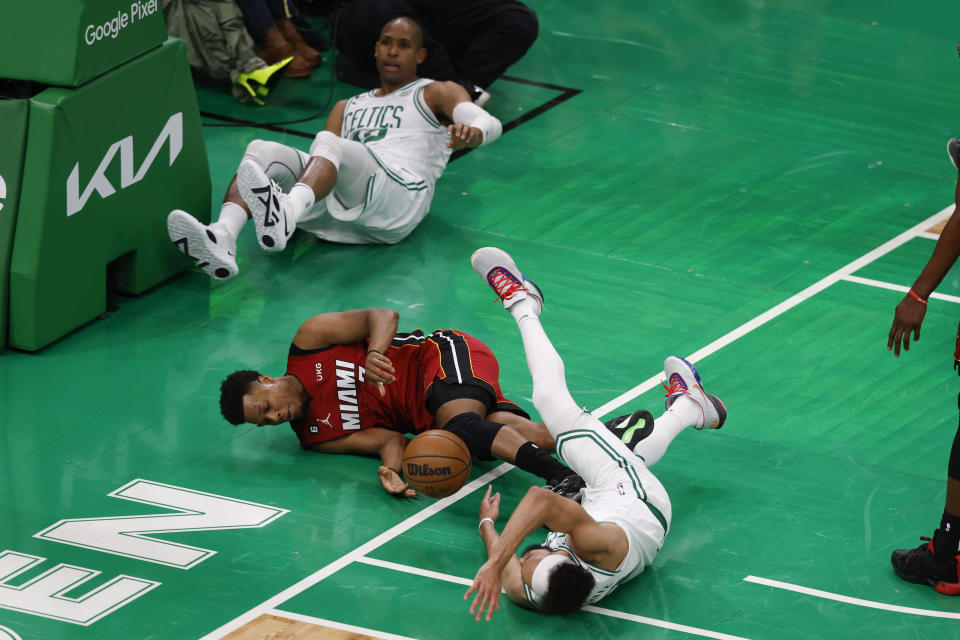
[340,78,452,190]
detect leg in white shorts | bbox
[295,131,430,244]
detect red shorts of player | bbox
[420,329,529,420]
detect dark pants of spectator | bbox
[235,0,300,34]
[334,0,538,90]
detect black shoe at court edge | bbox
[545,471,586,503]
[890,529,960,595]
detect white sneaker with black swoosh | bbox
[167,209,238,280]
[237,159,295,252]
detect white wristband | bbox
[452,101,502,146]
[478,517,495,531]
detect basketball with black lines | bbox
[402,430,472,498]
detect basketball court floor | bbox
[3,1,960,638]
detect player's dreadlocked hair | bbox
[219,370,261,425]
[540,563,595,615]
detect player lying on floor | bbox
[217,308,585,498]
[464,248,727,618]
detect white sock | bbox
[513,309,580,430]
[210,202,247,241]
[286,183,315,224]
[632,400,694,466]
[508,297,538,322]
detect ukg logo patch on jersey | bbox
[315,362,323,382]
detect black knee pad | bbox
[443,412,503,460]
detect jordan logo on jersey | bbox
[317,413,333,429]
[336,360,361,430]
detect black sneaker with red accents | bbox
[890,529,960,595]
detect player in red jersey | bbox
[218,308,584,498]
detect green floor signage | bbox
[8,37,209,350]
[0,0,166,86]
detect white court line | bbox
[743,576,960,620]
[206,203,954,638]
[198,463,514,640]
[918,231,942,241]
[593,204,954,418]
[357,556,472,586]
[841,274,960,304]
[581,606,750,640]
[265,609,418,640]
[358,557,750,640]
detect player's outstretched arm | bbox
[465,486,598,621]
[473,487,529,611]
[889,194,960,357]
[308,427,415,498]
[424,81,502,150]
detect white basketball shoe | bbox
[470,247,543,314]
[167,209,238,281]
[237,159,295,252]
[662,356,726,430]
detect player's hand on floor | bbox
[446,122,481,150]
[464,560,502,622]
[378,466,416,498]
[887,294,927,357]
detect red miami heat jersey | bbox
[285,329,520,448]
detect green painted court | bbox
[3,1,960,638]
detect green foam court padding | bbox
[8,37,210,351]
[0,0,167,86]
[0,100,29,348]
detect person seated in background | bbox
[166,17,505,280]
[162,0,292,105]
[333,0,538,105]
[235,0,323,78]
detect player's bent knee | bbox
[309,130,342,165]
[532,387,576,416]
[443,412,503,460]
[243,139,278,163]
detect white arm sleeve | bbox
[452,101,502,146]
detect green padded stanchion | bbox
[0,100,29,347]
[0,0,167,86]
[8,37,210,351]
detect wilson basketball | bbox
[402,430,472,498]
